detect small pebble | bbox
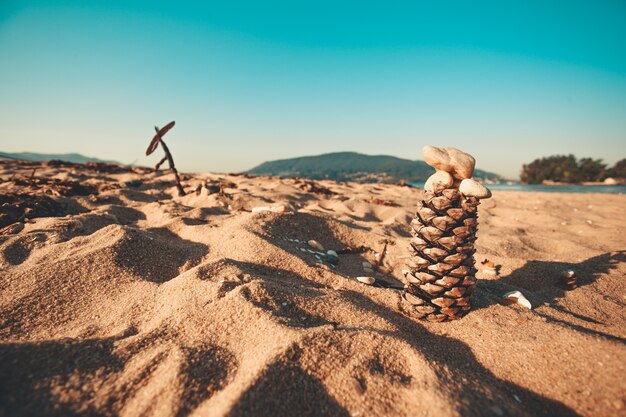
[251,205,286,213]
[362,261,373,269]
[356,276,376,285]
[503,291,532,309]
[308,240,325,251]
[326,250,339,265]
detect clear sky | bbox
[1,0,625,178]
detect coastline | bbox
[1,160,625,417]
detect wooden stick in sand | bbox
[146,121,185,196]
[402,146,492,322]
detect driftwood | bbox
[146,121,185,196]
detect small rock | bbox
[424,170,454,192]
[308,240,325,251]
[459,178,492,199]
[251,205,286,213]
[362,261,373,269]
[561,270,575,278]
[356,276,376,285]
[445,147,476,179]
[423,145,453,172]
[502,291,532,309]
[326,251,339,265]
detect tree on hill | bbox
[520,155,610,184]
[608,158,626,179]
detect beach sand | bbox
[1,159,625,417]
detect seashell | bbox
[440,307,460,316]
[424,170,454,193]
[431,216,456,231]
[446,208,465,220]
[437,236,459,251]
[431,297,456,307]
[413,271,438,283]
[422,247,449,261]
[434,276,461,288]
[415,305,437,315]
[502,291,532,309]
[459,178,492,199]
[441,189,460,200]
[308,240,325,251]
[444,287,466,298]
[403,292,426,306]
[419,283,445,295]
[418,206,437,222]
[356,276,376,285]
[429,196,453,210]
[427,263,455,275]
[559,269,577,289]
[418,226,443,242]
[443,253,467,266]
[449,266,471,277]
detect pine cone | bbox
[402,188,480,322]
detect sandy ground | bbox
[0,160,625,417]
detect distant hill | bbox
[0,151,120,165]
[246,152,500,183]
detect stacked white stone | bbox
[403,146,492,322]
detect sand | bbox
[0,159,625,417]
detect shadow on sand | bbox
[474,251,626,344]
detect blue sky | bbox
[0,1,625,178]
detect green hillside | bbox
[0,151,119,165]
[246,152,500,183]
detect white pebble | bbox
[252,205,286,213]
[459,178,492,199]
[503,291,532,309]
[356,276,376,285]
[308,240,325,251]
